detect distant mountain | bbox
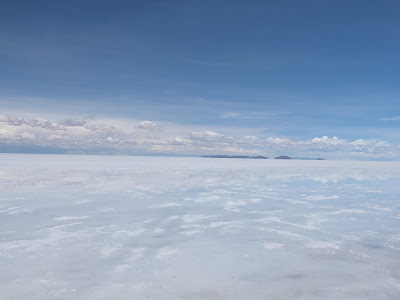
[203,155,326,161]
[202,155,268,159]
[293,157,326,160]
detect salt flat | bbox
[1,154,400,299]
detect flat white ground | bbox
[1,154,399,299]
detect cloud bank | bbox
[0,114,398,160]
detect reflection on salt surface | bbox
[1,154,400,299]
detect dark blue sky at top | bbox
[1,0,400,141]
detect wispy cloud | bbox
[380,116,400,121]
[219,112,243,119]
[185,59,234,68]
[218,111,288,120]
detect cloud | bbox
[219,112,242,119]
[218,111,282,120]
[191,131,224,140]
[20,132,36,139]
[0,114,399,159]
[138,121,158,130]
[311,136,345,145]
[380,116,400,121]
[375,141,391,147]
[170,136,185,145]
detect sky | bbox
[1,0,400,159]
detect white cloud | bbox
[266,137,292,144]
[138,121,157,130]
[20,132,36,139]
[350,139,369,146]
[170,136,186,145]
[0,114,398,159]
[191,131,224,138]
[375,141,391,147]
[48,134,69,140]
[310,136,346,145]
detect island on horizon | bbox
[202,155,269,159]
[203,155,326,160]
[274,155,293,159]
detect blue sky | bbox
[1,0,400,159]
